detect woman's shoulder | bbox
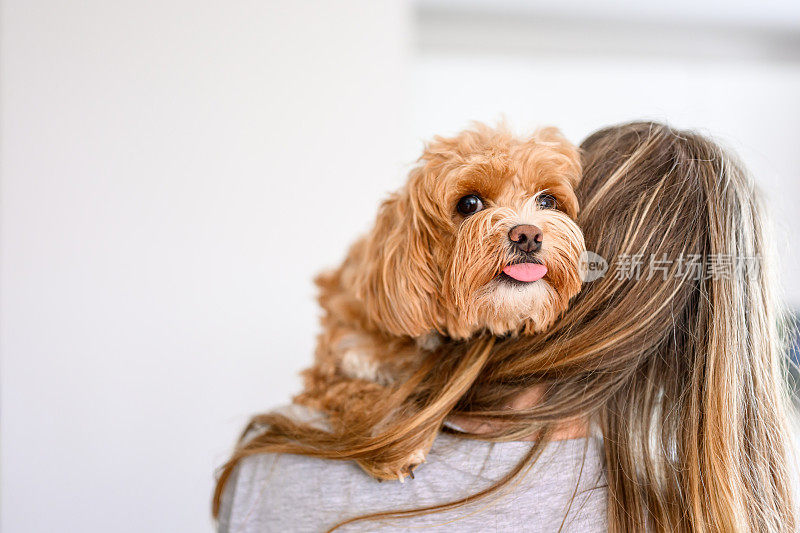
[217,407,607,532]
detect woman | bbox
[215,122,798,532]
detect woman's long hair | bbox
[214,122,797,532]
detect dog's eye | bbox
[456,195,484,216]
[536,194,557,210]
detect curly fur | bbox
[295,123,585,479]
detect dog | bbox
[295,124,585,480]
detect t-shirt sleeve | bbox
[216,461,241,533]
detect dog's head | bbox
[353,124,584,339]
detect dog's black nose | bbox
[508,224,543,253]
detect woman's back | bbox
[218,432,606,532]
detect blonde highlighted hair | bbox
[214,122,797,532]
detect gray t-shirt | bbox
[217,421,607,532]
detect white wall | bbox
[0,2,410,532]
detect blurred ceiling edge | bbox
[415,0,800,62]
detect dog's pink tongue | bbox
[502,263,547,282]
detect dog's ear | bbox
[351,169,442,337]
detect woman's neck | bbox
[446,385,588,442]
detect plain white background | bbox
[1,2,410,532]
[2,1,799,532]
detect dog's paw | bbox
[416,332,443,352]
[399,448,427,481]
[367,448,428,483]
